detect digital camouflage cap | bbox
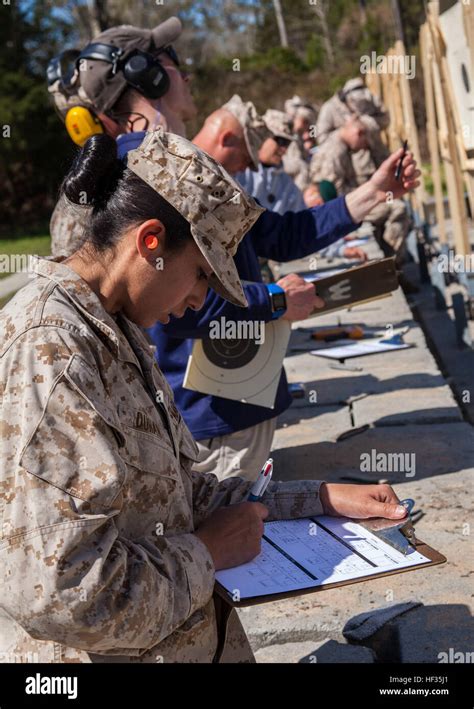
[221,94,270,171]
[284,95,317,123]
[48,17,183,117]
[262,109,296,141]
[126,130,265,307]
[78,18,183,113]
[341,78,377,117]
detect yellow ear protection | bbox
[65,106,104,146]
[47,43,171,147]
[47,49,104,146]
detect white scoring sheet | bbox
[216,516,429,601]
[310,339,411,360]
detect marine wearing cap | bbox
[48,17,183,118]
[221,94,270,171]
[262,109,296,142]
[0,129,328,665]
[127,130,264,306]
[47,17,186,259]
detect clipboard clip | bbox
[358,499,417,555]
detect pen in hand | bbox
[395,139,408,181]
[248,458,273,502]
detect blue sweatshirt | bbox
[117,131,359,439]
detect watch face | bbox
[272,292,286,311]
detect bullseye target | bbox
[183,319,291,409]
[202,337,260,369]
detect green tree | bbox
[0,1,75,234]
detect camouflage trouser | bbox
[365,199,411,266]
[352,135,390,185]
[352,149,376,184]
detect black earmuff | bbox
[122,50,170,99]
[47,49,82,91]
[76,43,170,100]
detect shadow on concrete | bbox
[369,408,462,427]
[276,404,461,431]
[271,426,474,483]
[298,604,473,662]
[282,372,449,410]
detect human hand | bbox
[319,483,408,520]
[369,148,421,202]
[304,185,324,208]
[343,246,368,262]
[195,501,269,570]
[277,273,325,321]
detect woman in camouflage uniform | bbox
[0,131,409,663]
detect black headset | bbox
[339,85,364,105]
[76,42,171,99]
[47,43,171,100]
[46,49,82,92]
[47,43,171,145]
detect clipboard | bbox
[214,520,446,608]
[306,257,399,317]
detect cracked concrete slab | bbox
[275,404,352,445]
[285,370,449,409]
[255,639,376,663]
[352,387,462,427]
[270,422,474,483]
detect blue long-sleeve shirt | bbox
[118,131,359,439]
[236,164,351,259]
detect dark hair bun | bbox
[62,134,123,207]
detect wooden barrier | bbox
[421,1,472,256]
[367,1,472,257]
[366,42,426,217]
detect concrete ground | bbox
[239,235,474,663]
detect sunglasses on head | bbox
[274,136,291,148]
[159,45,180,67]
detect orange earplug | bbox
[145,234,159,250]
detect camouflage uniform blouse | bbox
[0,258,325,663]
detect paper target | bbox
[183,319,291,409]
[201,337,260,369]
